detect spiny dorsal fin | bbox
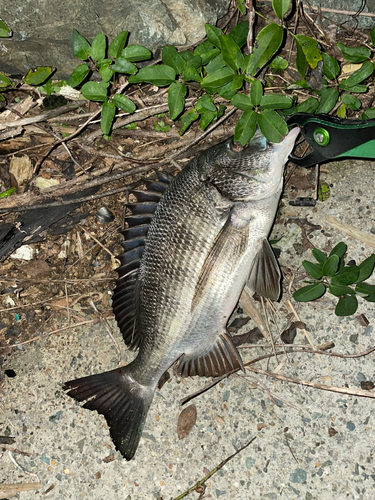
[247,238,281,301]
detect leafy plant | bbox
[293,242,375,316]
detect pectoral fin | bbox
[248,238,281,301]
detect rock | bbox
[1,0,230,79]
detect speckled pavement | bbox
[1,158,375,500]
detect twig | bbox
[89,299,121,364]
[0,445,31,456]
[78,225,117,260]
[171,437,256,500]
[286,300,321,362]
[325,214,375,249]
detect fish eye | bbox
[230,140,245,153]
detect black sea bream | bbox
[64,127,299,459]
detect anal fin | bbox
[176,331,244,378]
[247,238,281,301]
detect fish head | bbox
[202,127,300,201]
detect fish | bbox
[63,127,300,460]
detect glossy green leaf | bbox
[272,0,291,19]
[302,260,323,279]
[0,94,4,102]
[260,94,293,109]
[342,93,361,110]
[194,41,219,65]
[236,0,247,14]
[335,294,358,316]
[217,80,238,99]
[229,21,249,48]
[0,20,11,37]
[99,63,114,83]
[355,282,375,301]
[269,56,288,70]
[200,48,221,66]
[205,24,222,48]
[111,57,138,74]
[179,109,199,135]
[293,282,326,302]
[112,94,136,113]
[195,94,216,112]
[329,242,347,259]
[101,101,116,135]
[371,26,375,47]
[316,88,339,114]
[231,93,253,110]
[181,66,202,82]
[246,24,284,76]
[81,81,109,101]
[199,108,217,131]
[205,53,226,74]
[336,103,346,119]
[332,266,360,285]
[357,254,375,282]
[24,67,53,85]
[201,67,235,88]
[179,51,202,69]
[108,31,129,59]
[90,33,106,62]
[232,74,244,89]
[219,35,244,71]
[257,109,288,143]
[0,72,11,88]
[329,283,355,297]
[128,65,176,86]
[295,34,322,77]
[337,42,371,63]
[322,254,339,277]
[233,108,258,146]
[162,46,186,74]
[295,97,319,113]
[362,108,375,119]
[72,29,91,60]
[345,60,374,87]
[312,248,327,264]
[121,45,151,62]
[322,52,340,80]
[250,80,263,106]
[67,64,89,87]
[339,80,368,93]
[168,82,186,120]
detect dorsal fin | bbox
[113,174,171,350]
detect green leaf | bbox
[302,260,323,279]
[272,0,291,19]
[72,29,91,60]
[154,120,170,133]
[205,53,226,74]
[90,33,106,62]
[337,42,371,63]
[229,21,249,48]
[357,254,375,282]
[179,51,202,69]
[355,282,375,301]
[101,101,116,135]
[231,93,253,110]
[293,282,326,302]
[24,67,53,86]
[232,74,244,89]
[269,56,288,70]
[316,88,339,114]
[67,64,89,87]
[179,109,199,135]
[335,294,358,316]
[181,66,202,82]
[219,35,244,71]
[110,57,138,74]
[217,80,238,99]
[260,94,293,109]
[250,80,263,106]
[128,65,176,86]
[322,254,339,277]
[362,108,375,119]
[194,41,219,65]
[108,31,129,59]
[295,97,319,113]
[168,82,186,120]
[162,46,186,74]
[122,45,152,62]
[312,248,327,264]
[205,24,222,48]
[0,93,5,102]
[112,94,136,113]
[81,81,109,101]
[329,283,355,297]
[196,94,216,112]
[233,109,258,146]
[201,67,235,88]
[246,23,284,76]
[329,242,347,259]
[236,0,247,15]
[257,109,288,143]
[322,53,340,80]
[199,109,217,131]
[199,48,221,66]
[0,72,11,88]
[295,34,322,76]
[345,60,374,87]
[0,20,11,37]
[332,266,360,285]
[336,103,346,119]
[342,93,361,110]
[371,26,375,47]
[99,63,115,83]
[339,80,367,93]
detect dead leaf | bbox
[9,155,33,188]
[214,415,225,425]
[177,404,197,440]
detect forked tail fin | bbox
[63,367,155,460]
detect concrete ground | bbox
[1,157,375,500]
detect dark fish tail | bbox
[63,367,155,460]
